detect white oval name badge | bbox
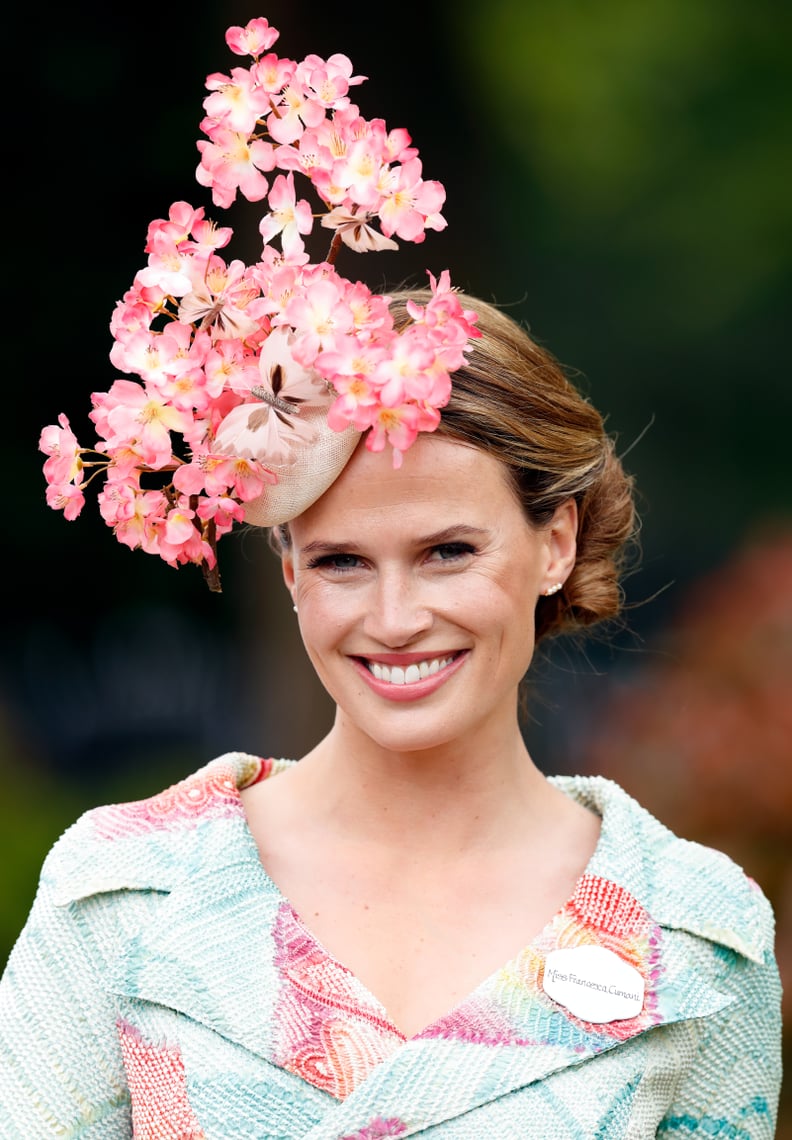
[542,945,645,1023]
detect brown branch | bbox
[200,516,223,593]
[202,558,222,593]
[326,231,344,266]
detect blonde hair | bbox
[389,290,638,641]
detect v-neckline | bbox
[228,757,664,1101]
[238,757,603,1038]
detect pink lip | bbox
[350,650,468,703]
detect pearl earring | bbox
[543,582,563,596]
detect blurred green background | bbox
[6,0,790,1127]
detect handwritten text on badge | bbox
[542,945,645,1023]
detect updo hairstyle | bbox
[389,290,637,642]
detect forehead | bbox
[290,434,521,538]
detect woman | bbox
[3,17,781,1138]
[0,294,782,1137]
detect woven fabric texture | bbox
[241,414,360,527]
[0,752,782,1139]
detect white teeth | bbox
[366,655,456,685]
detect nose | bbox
[362,567,433,647]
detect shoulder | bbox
[551,774,775,965]
[41,751,285,906]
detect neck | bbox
[290,710,557,856]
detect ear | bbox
[281,546,296,596]
[543,498,578,589]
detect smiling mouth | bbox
[362,654,459,686]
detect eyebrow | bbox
[299,525,491,557]
[417,525,491,546]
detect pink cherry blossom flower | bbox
[203,339,260,397]
[105,442,148,480]
[258,173,314,258]
[189,215,234,254]
[158,368,215,416]
[225,18,279,58]
[145,202,206,249]
[155,512,215,568]
[252,53,297,96]
[112,322,196,389]
[296,53,365,110]
[173,436,276,502]
[317,333,385,382]
[178,256,262,340]
[277,110,356,180]
[379,126,417,164]
[171,457,213,497]
[110,300,155,348]
[97,474,141,527]
[280,274,354,363]
[373,330,437,408]
[143,201,234,262]
[203,66,272,135]
[266,82,326,146]
[250,256,305,314]
[307,167,350,209]
[363,402,427,465]
[136,246,194,296]
[45,481,85,520]
[195,494,246,530]
[90,379,193,469]
[120,272,167,315]
[333,134,388,208]
[379,159,447,242]
[326,376,380,432]
[344,283,394,333]
[196,127,276,208]
[414,270,482,367]
[163,501,198,545]
[274,139,323,180]
[198,453,276,501]
[39,414,84,487]
[98,478,168,554]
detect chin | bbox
[336,704,481,758]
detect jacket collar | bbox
[551,774,769,965]
[51,754,770,1137]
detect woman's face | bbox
[282,434,577,755]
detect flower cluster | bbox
[40,16,479,590]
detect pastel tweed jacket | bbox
[0,752,782,1139]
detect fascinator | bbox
[40,16,479,591]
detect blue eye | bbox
[430,543,475,562]
[305,552,361,571]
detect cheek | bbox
[297,584,359,644]
[458,571,539,621]
[480,583,539,661]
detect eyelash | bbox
[428,542,476,562]
[305,543,476,573]
[305,553,361,572]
